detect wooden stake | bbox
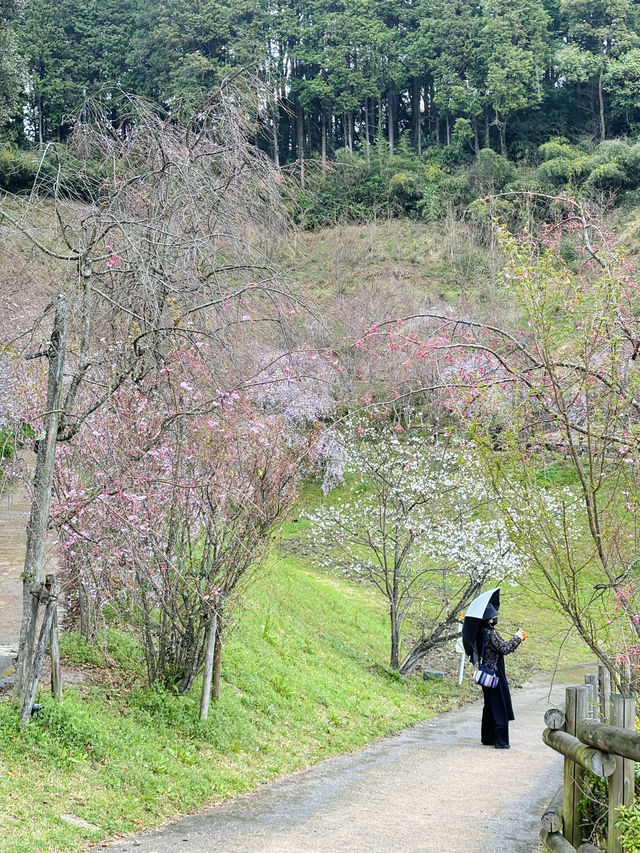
[608,694,635,853]
[20,575,58,725]
[585,674,598,719]
[598,666,611,723]
[199,611,217,722]
[50,600,62,700]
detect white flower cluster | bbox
[306,422,525,589]
[249,350,336,426]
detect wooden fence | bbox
[541,666,637,853]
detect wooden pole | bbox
[50,599,62,700]
[543,729,616,777]
[608,694,635,853]
[599,665,611,722]
[541,828,577,852]
[585,674,598,719]
[542,786,565,834]
[571,687,589,847]
[15,294,68,705]
[563,687,577,844]
[20,575,58,726]
[577,719,640,762]
[199,610,218,723]
[545,706,567,731]
[563,687,579,846]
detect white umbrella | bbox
[462,587,500,659]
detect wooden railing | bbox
[541,666,637,853]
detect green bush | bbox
[583,159,627,191]
[538,157,575,186]
[468,148,517,195]
[536,137,640,198]
[618,801,640,851]
[538,137,583,162]
[0,147,43,193]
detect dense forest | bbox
[2,0,640,166]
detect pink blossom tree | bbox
[52,363,300,717]
[1,83,305,721]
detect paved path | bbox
[0,454,59,683]
[0,480,27,679]
[105,666,593,853]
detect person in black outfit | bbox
[476,603,524,749]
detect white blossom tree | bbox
[307,421,524,673]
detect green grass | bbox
[0,554,472,853]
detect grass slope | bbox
[0,554,472,853]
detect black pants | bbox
[481,700,509,747]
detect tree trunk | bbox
[296,97,305,188]
[387,85,396,156]
[321,111,327,171]
[15,294,68,707]
[212,615,223,701]
[598,69,606,142]
[364,98,370,164]
[471,114,479,155]
[497,112,507,156]
[411,77,422,155]
[37,95,44,148]
[484,112,490,148]
[270,105,280,171]
[390,604,400,669]
[281,101,291,160]
[446,115,450,147]
[199,610,218,721]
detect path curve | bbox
[105,665,593,853]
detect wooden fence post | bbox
[564,687,579,846]
[20,574,59,726]
[571,687,590,848]
[585,675,598,719]
[598,666,611,723]
[608,693,635,853]
[50,599,62,700]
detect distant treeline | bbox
[2,0,640,168]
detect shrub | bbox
[468,148,517,195]
[617,801,640,852]
[538,157,575,186]
[538,137,582,162]
[0,147,43,193]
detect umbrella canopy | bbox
[462,587,500,660]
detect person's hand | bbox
[516,628,525,640]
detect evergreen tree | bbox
[480,0,550,154]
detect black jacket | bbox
[479,626,521,669]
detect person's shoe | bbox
[495,744,510,749]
